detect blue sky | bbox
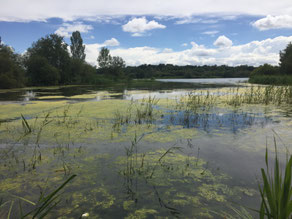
[1,0,292,66]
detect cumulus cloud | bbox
[85,35,292,67]
[252,15,292,30]
[213,35,233,47]
[103,38,120,46]
[190,42,216,56]
[1,0,292,22]
[122,17,166,36]
[55,22,93,38]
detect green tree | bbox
[108,56,126,79]
[70,31,86,61]
[26,55,60,85]
[111,56,125,68]
[0,38,26,88]
[26,34,71,83]
[280,42,292,75]
[69,59,96,83]
[97,47,126,78]
[251,64,279,76]
[97,47,112,68]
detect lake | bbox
[0,78,291,218]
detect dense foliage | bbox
[25,34,71,85]
[280,42,292,75]
[26,55,60,85]
[0,37,26,88]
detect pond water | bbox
[0,78,291,218]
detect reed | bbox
[258,141,292,218]
[227,86,292,107]
[0,175,76,218]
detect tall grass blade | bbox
[22,174,76,218]
[258,140,292,218]
[7,201,14,219]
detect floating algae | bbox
[125,208,158,219]
[1,85,292,218]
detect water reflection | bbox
[162,110,274,134]
[0,78,245,102]
[122,90,194,100]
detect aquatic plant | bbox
[112,96,160,134]
[227,85,292,107]
[258,142,292,219]
[225,139,292,219]
[0,174,76,218]
[176,90,216,113]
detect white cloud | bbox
[132,33,143,37]
[174,17,219,25]
[175,17,202,24]
[1,0,292,22]
[55,22,93,38]
[84,43,104,66]
[122,17,166,36]
[252,15,292,30]
[201,19,218,24]
[214,35,233,47]
[202,30,219,36]
[163,48,173,53]
[85,35,292,67]
[190,42,216,56]
[221,15,238,20]
[103,38,120,46]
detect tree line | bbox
[0,32,126,88]
[0,31,267,89]
[124,64,253,79]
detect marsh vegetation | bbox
[0,80,292,218]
